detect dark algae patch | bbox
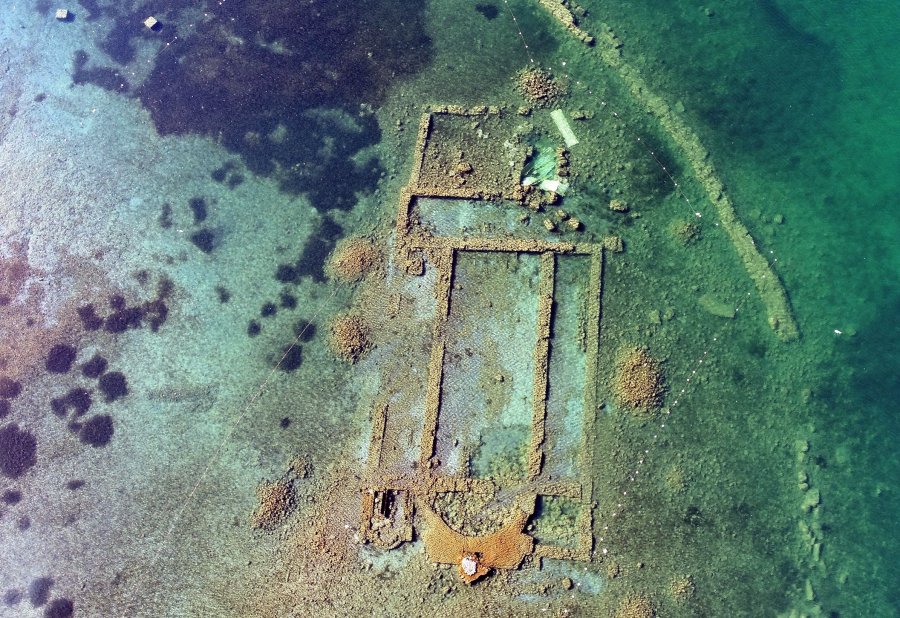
[45,344,77,373]
[133,1,432,205]
[98,371,128,402]
[76,303,103,331]
[81,354,108,378]
[79,414,114,447]
[190,229,215,253]
[0,424,37,479]
[1,488,22,505]
[50,388,92,418]
[28,577,53,607]
[3,588,22,606]
[0,376,22,398]
[188,197,208,224]
[278,345,303,372]
[276,216,344,284]
[44,598,74,618]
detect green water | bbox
[591,0,900,614]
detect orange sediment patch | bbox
[418,501,534,584]
[327,236,382,283]
[250,480,295,530]
[613,347,666,412]
[328,313,372,363]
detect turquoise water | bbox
[598,1,900,613]
[0,0,897,615]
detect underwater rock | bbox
[327,237,381,283]
[698,294,735,319]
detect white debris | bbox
[460,555,478,576]
[550,109,579,147]
[538,179,568,195]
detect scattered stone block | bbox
[698,294,735,319]
[55,8,69,20]
[144,16,160,30]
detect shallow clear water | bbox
[0,0,896,616]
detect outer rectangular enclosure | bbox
[362,107,606,565]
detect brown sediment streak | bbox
[366,401,388,475]
[537,7,799,341]
[528,252,555,480]
[419,247,453,466]
[417,235,578,254]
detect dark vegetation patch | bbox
[0,376,22,398]
[28,577,53,607]
[81,354,108,378]
[131,0,431,205]
[211,161,245,189]
[2,588,22,606]
[475,3,499,19]
[278,345,303,372]
[280,417,290,429]
[0,424,37,479]
[279,291,297,310]
[275,216,343,284]
[158,203,173,229]
[0,294,10,306]
[189,229,215,253]
[293,319,316,342]
[98,372,128,402]
[101,279,172,334]
[1,489,22,505]
[76,303,103,331]
[75,0,102,21]
[34,93,47,103]
[261,302,277,318]
[16,516,30,531]
[109,294,126,311]
[79,415,114,447]
[227,173,245,189]
[50,388,92,418]
[46,344,77,374]
[215,286,231,303]
[72,50,129,93]
[65,479,85,490]
[0,400,9,418]
[690,0,839,153]
[247,320,261,337]
[188,197,207,224]
[44,598,75,618]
